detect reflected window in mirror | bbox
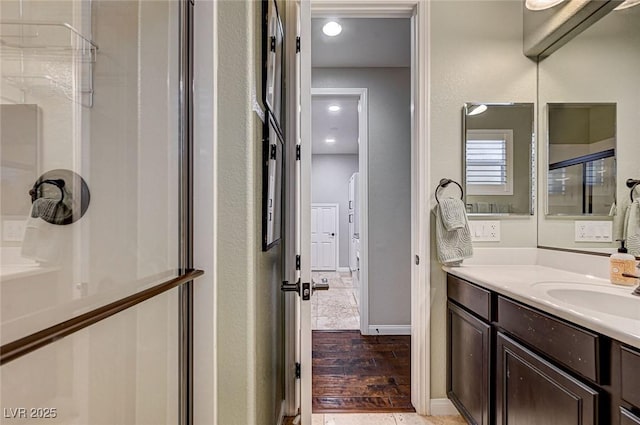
[546,103,616,216]
[463,103,534,216]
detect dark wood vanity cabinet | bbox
[496,332,598,425]
[447,301,491,425]
[447,273,640,425]
[447,275,493,425]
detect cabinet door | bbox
[447,301,491,425]
[496,332,599,425]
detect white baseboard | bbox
[429,398,459,416]
[367,325,411,335]
[276,400,286,425]
[336,267,350,273]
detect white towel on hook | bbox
[435,197,473,266]
[625,199,640,257]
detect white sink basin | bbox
[545,288,640,320]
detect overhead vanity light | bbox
[325,138,336,144]
[525,0,565,10]
[467,104,487,116]
[615,0,640,10]
[328,105,341,112]
[322,21,342,37]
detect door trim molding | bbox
[311,202,340,271]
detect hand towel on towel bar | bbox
[624,199,640,256]
[436,197,473,266]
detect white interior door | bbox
[311,204,338,270]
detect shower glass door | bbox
[0,1,192,423]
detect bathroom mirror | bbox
[537,4,640,254]
[462,103,534,216]
[546,103,616,216]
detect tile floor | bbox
[311,413,467,425]
[312,271,359,330]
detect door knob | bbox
[331,233,335,236]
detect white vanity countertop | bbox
[444,264,640,349]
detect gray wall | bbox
[194,2,284,424]
[313,68,412,327]
[312,154,359,268]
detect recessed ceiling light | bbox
[328,105,341,112]
[467,104,487,116]
[525,0,565,10]
[322,21,342,37]
[325,138,336,144]
[615,0,640,9]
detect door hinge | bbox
[296,145,301,160]
[295,362,301,379]
[296,36,301,53]
[270,36,276,52]
[296,255,301,270]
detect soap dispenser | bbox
[610,240,637,286]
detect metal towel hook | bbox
[435,178,464,204]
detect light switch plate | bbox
[574,221,613,242]
[2,220,26,242]
[469,220,501,242]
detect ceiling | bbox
[312,18,411,68]
[312,96,359,155]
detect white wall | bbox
[312,154,358,268]
[429,0,537,398]
[313,67,412,328]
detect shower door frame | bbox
[0,2,201,425]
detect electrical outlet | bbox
[2,220,26,242]
[574,221,612,242]
[469,220,501,242]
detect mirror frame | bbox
[462,102,536,217]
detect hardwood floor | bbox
[312,330,414,413]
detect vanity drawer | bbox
[447,274,492,321]
[621,346,640,408]
[497,296,600,382]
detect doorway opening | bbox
[311,90,364,332]
[310,17,413,413]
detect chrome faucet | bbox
[623,263,640,296]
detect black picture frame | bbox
[262,112,284,251]
[262,0,285,134]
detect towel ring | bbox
[29,179,66,204]
[627,178,640,202]
[435,178,464,204]
[29,169,91,225]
